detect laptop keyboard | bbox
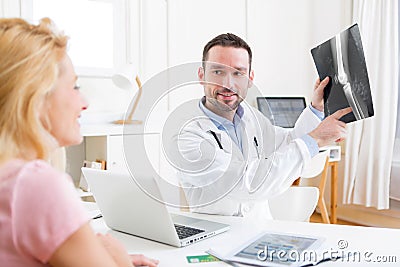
[174,224,205,239]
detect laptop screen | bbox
[256,97,307,128]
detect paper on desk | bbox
[207,248,335,267]
[207,231,335,267]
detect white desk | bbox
[89,211,400,266]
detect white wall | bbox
[0,0,352,118]
[139,0,352,111]
[247,0,352,106]
[133,0,352,113]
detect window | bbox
[21,0,127,77]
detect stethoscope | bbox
[208,130,261,159]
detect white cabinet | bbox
[107,135,126,172]
[66,124,160,183]
[65,123,182,207]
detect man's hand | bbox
[311,77,330,112]
[309,107,352,147]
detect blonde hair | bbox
[0,18,68,163]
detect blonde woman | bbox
[0,18,158,267]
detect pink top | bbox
[0,160,89,266]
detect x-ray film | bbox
[311,24,374,123]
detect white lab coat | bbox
[163,99,321,220]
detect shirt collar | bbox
[199,96,244,128]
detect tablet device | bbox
[209,231,327,266]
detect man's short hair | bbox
[202,33,252,72]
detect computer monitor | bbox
[256,97,307,128]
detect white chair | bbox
[300,150,330,223]
[300,150,330,178]
[269,186,319,222]
[269,150,330,222]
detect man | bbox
[166,33,350,220]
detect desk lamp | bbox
[112,65,143,124]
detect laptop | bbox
[81,168,230,247]
[256,97,307,128]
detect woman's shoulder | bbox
[18,159,71,189]
[0,159,75,219]
[6,159,62,181]
[0,159,71,194]
[0,159,51,184]
[21,159,59,174]
[1,159,56,173]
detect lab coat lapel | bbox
[241,119,251,160]
[240,105,261,161]
[195,118,232,154]
[194,101,243,157]
[212,128,236,155]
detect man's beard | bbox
[208,97,242,113]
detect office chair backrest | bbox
[269,151,330,222]
[269,186,319,222]
[300,150,330,178]
[299,150,331,223]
